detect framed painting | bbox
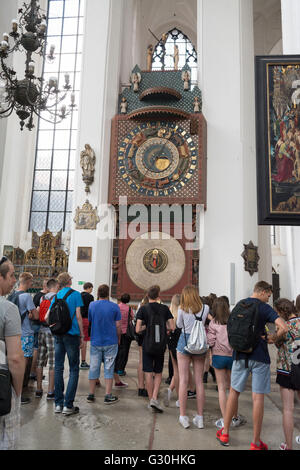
[256,55,300,225]
[77,247,92,262]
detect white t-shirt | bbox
[176,304,210,334]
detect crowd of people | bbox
[1,254,300,451]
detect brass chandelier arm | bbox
[0,103,14,116]
[0,0,74,131]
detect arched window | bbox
[29,0,85,233]
[152,28,197,85]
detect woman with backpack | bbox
[207,297,245,429]
[273,298,300,450]
[176,285,210,429]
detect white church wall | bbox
[197,0,258,302]
[68,0,124,293]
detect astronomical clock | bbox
[108,64,207,301]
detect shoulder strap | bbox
[127,306,132,326]
[193,305,205,321]
[62,288,74,301]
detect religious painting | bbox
[77,247,92,262]
[3,245,13,261]
[143,248,168,274]
[256,56,300,225]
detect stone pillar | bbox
[278,0,300,300]
[68,0,124,293]
[197,0,258,301]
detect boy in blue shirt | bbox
[49,272,84,415]
[87,284,121,404]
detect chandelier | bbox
[0,0,75,131]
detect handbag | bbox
[183,307,208,355]
[125,307,136,341]
[0,340,12,416]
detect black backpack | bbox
[48,289,75,336]
[143,304,167,355]
[227,299,261,356]
[7,290,27,323]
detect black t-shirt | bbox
[80,291,94,319]
[136,302,173,327]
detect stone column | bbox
[197,0,258,302]
[68,0,124,293]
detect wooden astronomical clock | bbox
[108,64,207,301]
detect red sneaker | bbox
[216,428,229,446]
[250,440,268,450]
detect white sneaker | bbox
[231,415,247,427]
[150,399,163,413]
[193,415,204,429]
[215,418,224,429]
[176,400,180,408]
[54,405,63,413]
[296,436,300,445]
[179,415,190,429]
[163,388,172,407]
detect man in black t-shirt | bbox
[136,285,174,413]
[80,282,94,369]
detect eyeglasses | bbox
[0,256,8,266]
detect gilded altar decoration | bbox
[74,200,100,230]
[2,230,69,287]
[241,241,260,277]
[143,248,168,274]
[80,144,96,194]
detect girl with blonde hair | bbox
[176,285,210,429]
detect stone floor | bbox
[18,343,300,451]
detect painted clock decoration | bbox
[108,59,207,300]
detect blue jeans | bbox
[54,335,80,408]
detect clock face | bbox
[117,121,198,197]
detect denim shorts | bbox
[176,332,191,356]
[89,344,118,380]
[212,355,233,370]
[231,359,271,394]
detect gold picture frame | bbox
[77,247,92,262]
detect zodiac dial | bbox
[117,122,198,197]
